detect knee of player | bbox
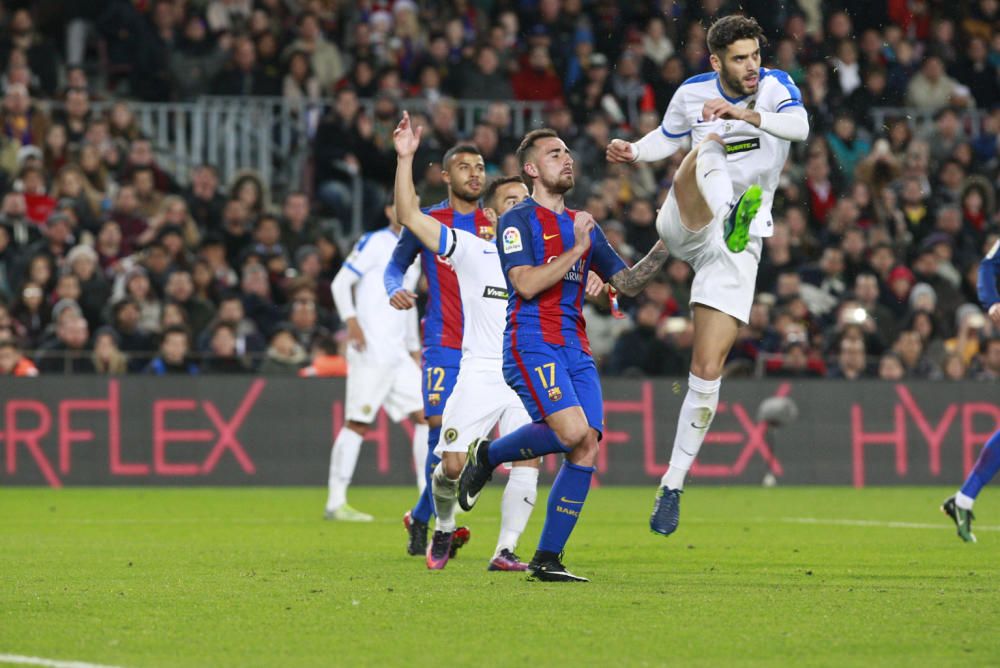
[441,454,464,479]
[690,359,724,381]
[570,432,600,465]
[553,421,590,450]
[346,420,370,436]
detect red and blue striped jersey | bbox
[497,198,627,355]
[384,199,488,351]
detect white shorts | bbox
[435,364,530,457]
[344,348,423,423]
[656,189,762,324]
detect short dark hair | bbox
[161,324,190,344]
[706,15,766,56]
[254,213,280,230]
[217,290,242,305]
[442,143,482,169]
[212,321,237,337]
[483,175,525,210]
[516,128,560,173]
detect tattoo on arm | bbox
[608,242,670,297]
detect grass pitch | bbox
[2,486,1000,667]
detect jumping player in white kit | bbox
[606,15,809,536]
[325,201,428,521]
[393,111,540,571]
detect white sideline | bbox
[777,516,1000,532]
[0,653,123,668]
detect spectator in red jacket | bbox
[512,45,564,103]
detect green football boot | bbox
[724,184,763,253]
[941,496,976,543]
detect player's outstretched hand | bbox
[702,98,748,123]
[573,211,595,251]
[606,138,636,163]
[393,111,422,158]
[585,271,605,297]
[990,303,1000,328]
[346,318,366,351]
[389,288,418,310]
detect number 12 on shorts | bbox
[426,367,445,391]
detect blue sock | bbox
[960,428,1000,500]
[487,423,569,467]
[537,461,594,554]
[411,427,441,523]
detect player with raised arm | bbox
[457,128,670,582]
[393,111,541,571]
[941,238,1000,542]
[325,201,428,521]
[606,15,809,538]
[384,143,490,556]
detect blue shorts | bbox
[503,343,603,438]
[422,346,461,418]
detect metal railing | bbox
[870,106,989,137]
[42,96,547,241]
[50,96,547,186]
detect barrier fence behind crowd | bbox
[41,96,547,240]
[870,106,990,137]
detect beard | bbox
[722,68,756,97]
[451,182,481,203]
[540,171,574,194]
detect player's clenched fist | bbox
[393,110,422,157]
[389,288,418,310]
[702,98,752,123]
[606,138,636,164]
[990,303,1000,327]
[573,211,595,251]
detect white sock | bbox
[695,140,734,219]
[411,423,429,494]
[432,463,459,533]
[325,427,363,512]
[496,466,539,556]
[661,372,721,490]
[956,491,975,510]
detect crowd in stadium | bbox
[0,0,997,380]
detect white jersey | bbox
[337,227,421,366]
[659,67,804,237]
[439,227,507,369]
